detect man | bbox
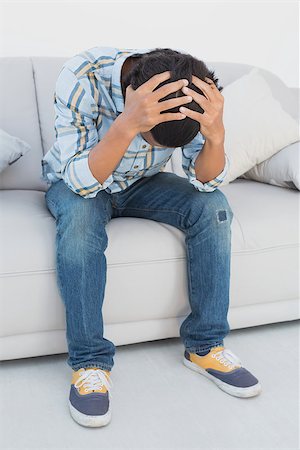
[42,46,262,428]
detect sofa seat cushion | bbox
[220,179,299,309]
[0,188,189,337]
[0,180,298,338]
[0,190,188,276]
[2,180,298,275]
[220,179,299,251]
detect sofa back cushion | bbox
[0,57,46,191]
[1,56,297,191]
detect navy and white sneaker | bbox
[183,346,262,398]
[69,367,113,427]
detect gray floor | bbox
[1,321,299,450]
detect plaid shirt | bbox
[41,46,229,198]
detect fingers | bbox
[152,78,189,102]
[158,112,187,124]
[181,86,212,113]
[191,75,222,102]
[157,94,193,112]
[178,106,203,122]
[205,77,216,86]
[191,75,216,101]
[138,71,172,92]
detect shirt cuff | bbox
[188,152,230,192]
[63,152,114,198]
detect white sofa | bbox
[0,57,299,362]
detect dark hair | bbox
[121,47,223,147]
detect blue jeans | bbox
[45,172,234,372]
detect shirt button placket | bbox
[134,143,147,170]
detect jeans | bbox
[45,172,234,372]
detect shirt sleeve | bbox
[54,67,114,198]
[181,132,229,192]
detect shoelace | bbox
[74,369,113,396]
[211,348,242,370]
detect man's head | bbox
[121,48,223,148]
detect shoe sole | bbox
[69,400,112,427]
[183,357,262,398]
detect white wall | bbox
[0,0,298,88]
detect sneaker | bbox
[183,346,262,398]
[69,367,113,427]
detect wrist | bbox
[115,113,140,137]
[205,134,225,147]
[204,125,225,146]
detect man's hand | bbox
[180,76,225,143]
[121,71,193,134]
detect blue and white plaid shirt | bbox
[41,46,229,198]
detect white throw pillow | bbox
[239,141,300,190]
[0,128,31,173]
[220,68,300,186]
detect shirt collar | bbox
[111,48,152,113]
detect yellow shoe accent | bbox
[188,346,242,373]
[71,367,111,395]
[184,347,262,398]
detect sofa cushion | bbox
[31,57,67,158]
[0,58,46,191]
[0,179,298,338]
[239,141,300,190]
[209,62,298,120]
[0,128,31,173]
[220,68,299,184]
[0,188,189,336]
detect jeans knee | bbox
[211,190,233,224]
[189,190,233,228]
